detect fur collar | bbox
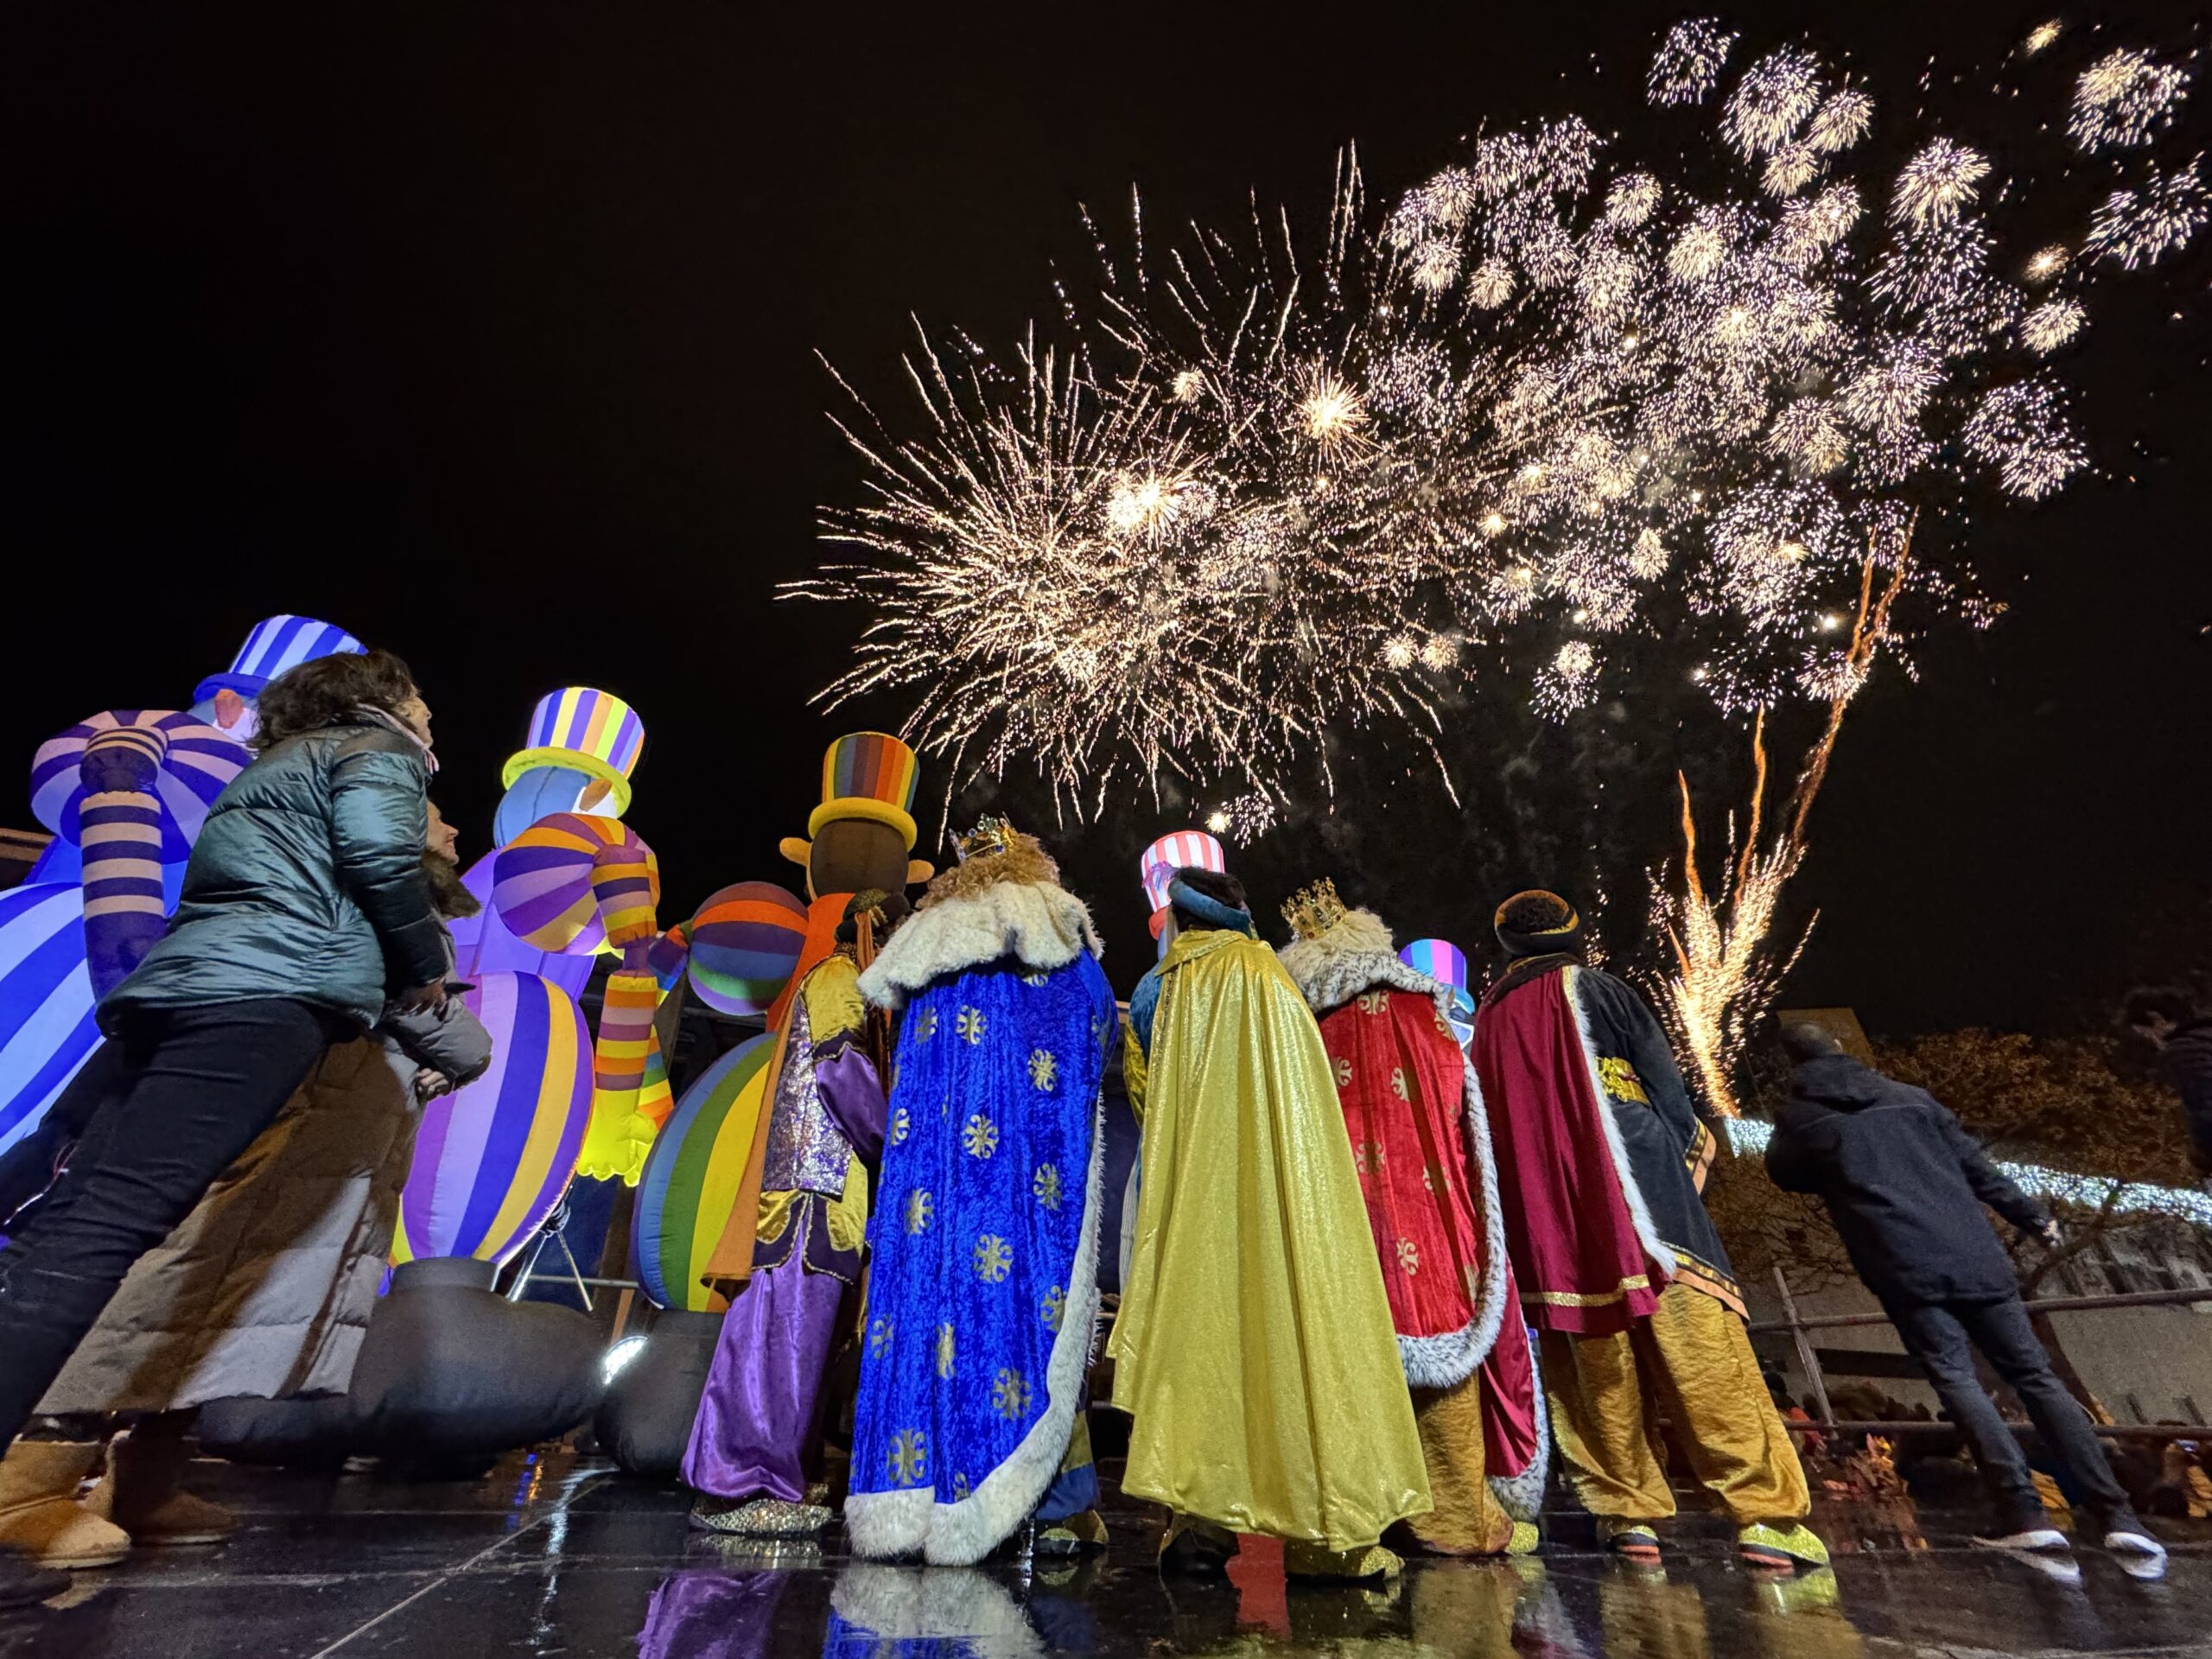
[857,880,1101,1009]
[1278,911,1437,1017]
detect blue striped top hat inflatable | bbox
[194,615,365,703]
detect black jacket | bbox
[2159,1019,2212,1165]
[1766,1054,2046,1305]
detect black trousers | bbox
[1889,1292,2129,1524]
[0,998,345,1443]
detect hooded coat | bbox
[1765,1053,2045,1305]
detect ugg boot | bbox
[88,1425,235,1546]
[0,1442,130,1568]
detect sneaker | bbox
[1737,1522,1830,1571]
[2098,1513,2167,1579]
[1971,1510,2069,1554]
[1596,1518,1662,1561]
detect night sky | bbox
[4,3,2205,1036]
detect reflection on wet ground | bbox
[2,1452,2208,1656]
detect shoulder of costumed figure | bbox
[1276,908,1440,1014]
[857,831,1100,1009]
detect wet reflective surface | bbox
[2,1453,2208,1656]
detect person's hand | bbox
[2038,1218,2064,1249]
[414,1067,455,1103]
[397,982,447,1012]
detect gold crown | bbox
[954,814,1020,863]
[1282,877,1347,941]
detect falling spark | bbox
[2019,296,2087,353]
[2069,47,2193,152]
[2085,162,2211,269]
[1649,17,1738,107]
[1723,46,1826,157]
[2023,21,2063,56]
[1300,367,1370,458]
[1805,88,1874,155]
[2024,244,2069,281]
[1891,137,1991,230]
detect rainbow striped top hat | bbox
[809,732,920,849]
[1139,830,1225,938]
[502,688,647,817]
[194,614,364,702]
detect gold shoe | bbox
[1283,1540,1404,1581]
[1738,1521,1829,1571]
[1037,1508,1108,1556]
[1505,1521,1541,1556]
[687,1496,832,1537]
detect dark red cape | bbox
[1472,965,1665,1336]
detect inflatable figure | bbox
[1400,938,1478,1050]
[600,1033,778,1478]
[683,733,934,1537]
[0,616,360,1163]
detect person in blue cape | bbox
[847,817,1115,1565]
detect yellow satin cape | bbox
[1109,927,1432,1548]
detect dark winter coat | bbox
[1766,1053,2046,1306]
[2158,1018,2212,1168]
[104,718,449,1030]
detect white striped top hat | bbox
[1140,830,1226,939]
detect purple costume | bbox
[682,956,885,1506]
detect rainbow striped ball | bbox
[685,882,809,1016]
[632,1034,777,1310]
[391,971,593,1268]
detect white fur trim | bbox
[1275,909,1395,1003]
[843,1089,1106,1566]
[828,1564,1046,1658]
[1564,964,1675,1283]
[859,881,1102,1010]
[1484,1325,1552,1524]
[1280,944,1511,1391]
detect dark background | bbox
[3,3,2204,1033]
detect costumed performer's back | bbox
[1110,866,1430,1581]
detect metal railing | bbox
[1759,1265,2212,1442]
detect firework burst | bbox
[800,15,2202,817]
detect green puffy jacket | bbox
[103,720,450,1032]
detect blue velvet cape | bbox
[845,949,1115,1562]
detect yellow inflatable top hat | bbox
[501,688,646,816]
[779,732,934,888]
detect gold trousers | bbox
[1402,1372,1515,1555]
[1540,1282,1809,1526]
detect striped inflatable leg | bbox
[77,725,173,1000]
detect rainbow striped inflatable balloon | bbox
[684,882,808,1017]
[29,711,250,861]
[490,813,649,954]
[0,882,100,1159]
[1400,938,1476,1046]
[391,972,593,1268]
[632,1034,777,1311]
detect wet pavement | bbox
[2,1452,2209,1656]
